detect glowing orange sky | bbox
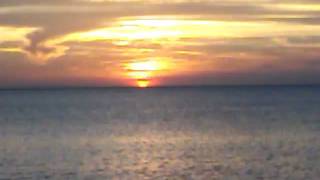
[0,0,320,87]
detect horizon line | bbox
[0,84,320,91]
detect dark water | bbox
[0,86,319,179]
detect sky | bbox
[1,0,320,88]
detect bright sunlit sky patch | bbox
[1,0,320,87]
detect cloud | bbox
[0,0,320,86]
[0,0,319,61]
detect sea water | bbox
[0,86,319,179]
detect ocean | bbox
[0,86,319,179]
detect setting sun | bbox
[124,60,169,87]
[137,79,150,88]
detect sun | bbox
[137,79,150,88]
[124,60,167,88]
